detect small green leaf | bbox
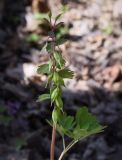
[73,127,88,140]
[56,26,68,39]
[48,59,53,72]
[56,107,105,140]
[58,68,74,79]
[54,52,65,69]
[53,72,60,83]
[55,96,63,109]
[58,113,75,134]
[55,22,64,29]
[51,87,61,102]
[37,64,49,74]
[46,42,52,53]
[43,18,50,24]
[52,108,61,125]
[76,107,89,128]
[76,107,99,131]
[37,94,50,102]
[55,13,62,22]
[53,72,64,86]
[45,73,53,88]
[48,73,53,81]
[64,116,74,130]
[56,38,67,46]
[75,106,105,139]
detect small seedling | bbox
[37,11,105,160]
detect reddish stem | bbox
[50,125,56,160]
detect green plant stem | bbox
[50,125,56,160]
[62,136,66,150]
[50,24,57,160]
[58,140,78,160]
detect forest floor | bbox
[0,0,122,160]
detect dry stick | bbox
[50,125,56,160]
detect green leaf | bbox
[51,87,61,102]
[63,116,74,130]
[53,72,64,86]
[53,72,58,82]
[56,26,68,39]
[73,127,88,140]
[55,13,62,22]
[48,73,53,82]
[76,107,89,129]
[37,94,50,102]
[37,64,49,74]
[56,107,105,140]
[54,52,65,69]
[73,107,105,140]
[55,96,63,109]
[56,38,67,46]
[52,108,61,125]
[46,42,52,53]
[76,107,99,131]
[57,113,75,137]
[43,18,50,24]
[48,59,53,72]
[58,68,74,79]
[55,22,64,29]
[53,72,60,83]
